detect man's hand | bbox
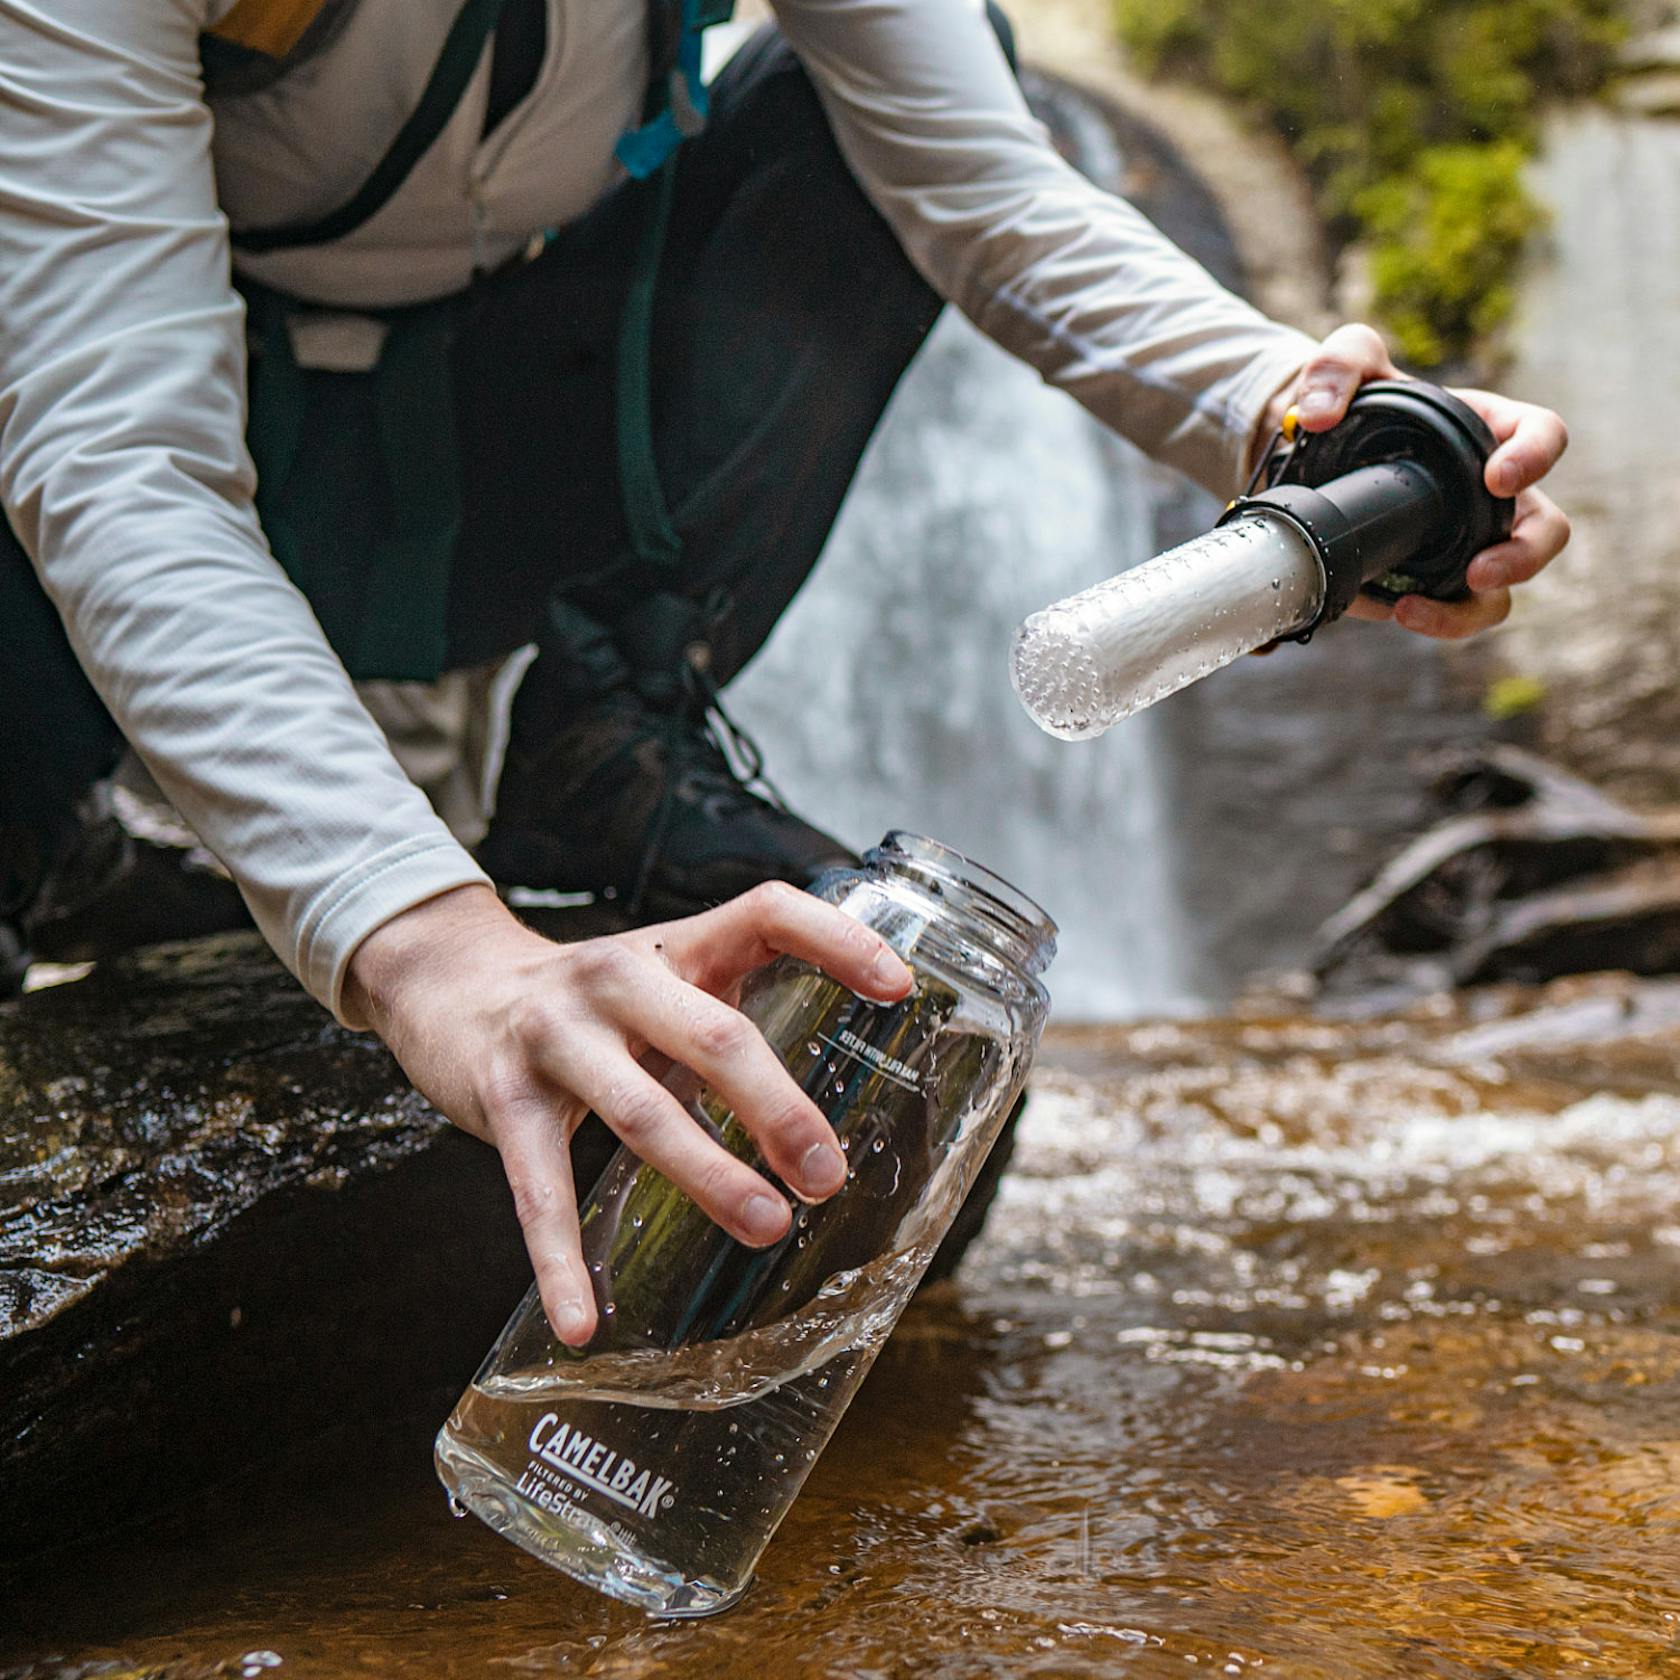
[1255,323,1571,639]
[343,882,913,1348]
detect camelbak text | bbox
[527,1413,675,1517]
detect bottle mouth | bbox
[866,832,1057,977]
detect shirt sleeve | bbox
[0,0,489,1017]
[766,0,1318,498]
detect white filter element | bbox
[1010,512,1327,740]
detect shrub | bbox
[1114,0,1629,365]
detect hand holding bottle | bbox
[342,881,913,1348]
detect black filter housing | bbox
[1217,380,1517,637]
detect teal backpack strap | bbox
[231,0,511,254]
[613,0,735,573]
[615,156,685,572]
[615,0,737,182]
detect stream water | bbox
[6,983,1680,1677]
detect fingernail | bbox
[554,1299,590,1342]
[1396,599,1437,632]
[1298,388,1339,422]
[1491,460,1520,496]
[742,1191,789,1245]
[799,1140,847,1197]
[872,947,911,994]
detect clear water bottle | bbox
[435,834,1056,1616]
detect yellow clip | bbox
[1281,405,1301,443]
[208,0,331,57]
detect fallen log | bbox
[1309,746,1680,1002]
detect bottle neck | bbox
[862,833,1057,983]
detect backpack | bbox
[210,0,734,678]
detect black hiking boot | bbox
[1,784,250,997]
[479,596,856,919]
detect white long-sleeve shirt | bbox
[0,0,1315,1015]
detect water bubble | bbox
[448,1496,468,1519]
[806,1040,822,1057]
[870,1138,885,1153]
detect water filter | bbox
[1012,382,1516,740]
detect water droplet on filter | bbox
[631,1214,643,1229]
[806,1040,822,1057]
[448,1496,468,1519]
[870,1138,885,1153]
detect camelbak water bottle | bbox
[436,833,1055,1616]
[1012,381,1516,738]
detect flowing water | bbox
[7,981,1680,1678]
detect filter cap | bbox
[1270,380,1515,604]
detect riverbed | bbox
[7,979,1680,1679]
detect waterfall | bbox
[727,312,1208,1020]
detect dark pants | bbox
[0,17,1014,914]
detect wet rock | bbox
[0,936,558,1564]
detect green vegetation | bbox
[1114,0,1630,365]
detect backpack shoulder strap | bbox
[615,0,736,180]
[227,0,510,255]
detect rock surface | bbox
[0,936,543,1562]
